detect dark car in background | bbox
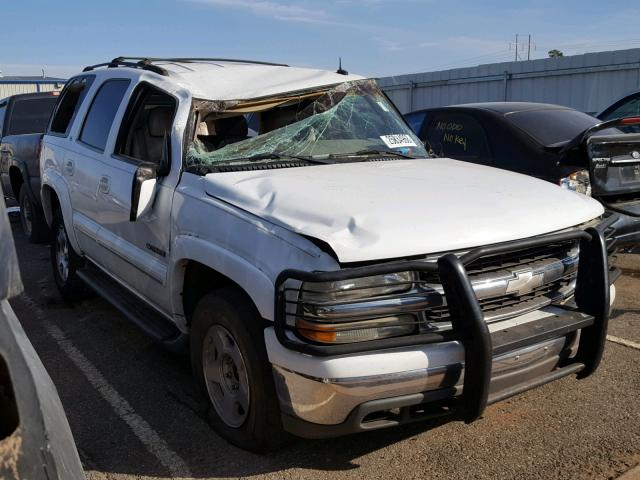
[0,91,60,243]
[405,103,640,251]
[598,90,640,134]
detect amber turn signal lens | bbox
[294,316,416,344]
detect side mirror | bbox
[130,164,158,221]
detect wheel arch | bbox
[40,180,82,254]
[40,183,60,228]
[171,236,275,326]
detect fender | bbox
[40,170,82,255]
[171,234,276,321]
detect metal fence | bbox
[377,48,640,115]
[0,78,66,99]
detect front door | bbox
[91,83,178,314]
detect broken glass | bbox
[186,79,427,171]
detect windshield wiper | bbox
[242,153,332,164]
[328,149,418,159]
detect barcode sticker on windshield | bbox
[380,134,417,148]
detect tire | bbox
[50,210,89,302]
[190,288,287,452]
[19,188,49,243]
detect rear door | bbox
[423,111,493,165]
[63,78,130,259]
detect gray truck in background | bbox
[0,91,60,242]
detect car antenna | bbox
[336,57,348,75]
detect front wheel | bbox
[50,211,88,301]
[190,288,287,452]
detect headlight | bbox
[559,170,591,196]
[295,272,420,344]
[300,271,415,303]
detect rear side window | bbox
[404,111,427,135]
[602,94,640,121]
[601,95,640,134]
[506,109,600,146]
[6,97,58,135]
[79,79,131,152]
[49,76,94,135]
[425,113,490,160]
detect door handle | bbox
[98,175,110,194]
[64,159,74,176]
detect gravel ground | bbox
[8,221,640,480]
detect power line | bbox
[403,34,640,75]
[423,50,514,72]
[537,37,640,52]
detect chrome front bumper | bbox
[272,334,577,428]
[270,226,612,438]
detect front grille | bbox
[281,237,582,342]
[421,240,579,325]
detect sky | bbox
[2,0,640,79]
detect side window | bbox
[404,111,427,135]
[49,76,94,135]
[79,79,131,152]
[603,95,640,120]
[424,113,491,162]
[115,84,177,164]
[602,95,640,134]
[6,97,58,136]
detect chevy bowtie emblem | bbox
[505,269,545,295]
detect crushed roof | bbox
[86,59,365,100]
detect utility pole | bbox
[510,34,535,62]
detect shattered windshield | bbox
[186,79,427,171]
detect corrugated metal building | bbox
[0,76,66,99]
[378,48,640,115]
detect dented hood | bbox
[204,159,604,263]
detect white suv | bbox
[40,57,614,451]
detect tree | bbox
[548,49,564,58]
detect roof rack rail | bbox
[112,56,289,67]
[83,58,169,76]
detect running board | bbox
[77,263,188,354]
